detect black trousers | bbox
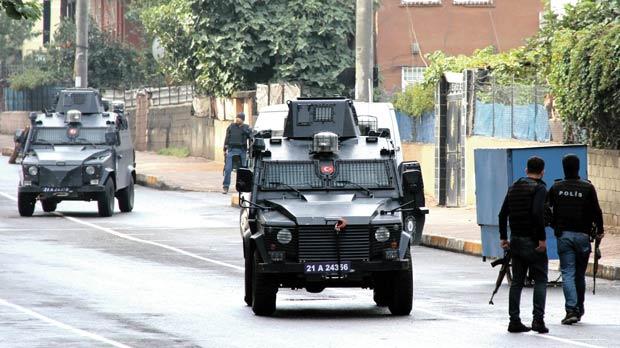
[509,236,549,322]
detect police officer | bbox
[498,156,549,334]
[547,154,604,325]
[222,112,252,194]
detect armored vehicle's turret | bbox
[283,98,360,139]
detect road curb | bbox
[134,173,224,193]
[2,147,13,156]
[421,233,620,280]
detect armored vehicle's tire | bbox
[251,251,277,316]
[244,247,253,306]
[373,273,391,307]
[388,251,413,316]
[17,193,36,217]
[41,200,57,212]
[117,177,134,213]
[98,179,115,217]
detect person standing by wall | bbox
[547,154,604,325]
[498,156,549,334]
[222,112,252,194]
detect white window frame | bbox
[453,0,493,6]
[401,0,442,6]
[401,67,426,91]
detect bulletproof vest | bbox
[551,179,594,235]
[506,177,539,236]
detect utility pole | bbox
[355,0,373,102]
[74,0,89,88]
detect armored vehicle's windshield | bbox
[55,90,103,114]
[259,160,394,190]
[32,127,108,145]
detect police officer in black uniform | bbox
[498,156,549,334]
[547,154,604,325]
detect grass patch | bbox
[157,147,190,157]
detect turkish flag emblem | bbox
[320,165,334,175]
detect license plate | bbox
[304,261,352,274]
[41,187,71,193]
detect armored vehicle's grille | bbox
[334,160,393,188]
[39,166,83,187]
[298,225,370,262]
[261,161,323,189]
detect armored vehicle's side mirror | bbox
[401,167,425,208]
[236,168,254,193]
[105,130,119,146]
[14,129,24,144]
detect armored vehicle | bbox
[237,98,428,316]
[16,88,135,217]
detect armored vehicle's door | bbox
[115,115,133,189]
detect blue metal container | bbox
[474,145,588,259]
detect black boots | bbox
[508,321,531,333]
[532,319,549,333]
[561,311,580,325]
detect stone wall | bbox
[0,111,29,134]
[588,148,620,234]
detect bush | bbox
[392,84,434,117]
[9,67,56,90]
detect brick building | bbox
[376,0,544,94]
[22,0,142,56]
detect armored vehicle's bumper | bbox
[19,184,106,200]
[257,260,410,273]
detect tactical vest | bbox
[506,177,540,237]
[551,179,593,236]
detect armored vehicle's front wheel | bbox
[117,176,134,213]
[251,251,277,316]
[97,179,115,217]
[388,256,413,316]
[41,199,57,212]
[17,192,36,217]
[373,273,391,307]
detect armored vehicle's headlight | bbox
[28,166,38,176]
[375,227,390,242]
[85,166,96,175]
[277,228,293,244]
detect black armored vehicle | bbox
[16,88,135,217]
[237,98,428,316]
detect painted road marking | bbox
[0,191,608,347]
[0,298,133,348]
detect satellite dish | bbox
[152,37,165,62]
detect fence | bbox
[2,86,64,112]
[472,80,550,142]
[396,111,435,143]
[101,85,194,108]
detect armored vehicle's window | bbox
[297,105,312,125]
[34,127,108,144]
[313,105,334,122]
[334,160,393,188]
[261,161,323,189]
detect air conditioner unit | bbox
[411,42,420,55]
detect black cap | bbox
[236,112,245,121]
[562,154,580,179]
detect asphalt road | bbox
[1,160,619,348]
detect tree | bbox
[1,0,40,20]
[139,0,355,96]
[0,7,35,77]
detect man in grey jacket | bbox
[222,112,252,193]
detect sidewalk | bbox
[1,133,619,280]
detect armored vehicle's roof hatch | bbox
[55,89,104,114]
[283,98,360,139]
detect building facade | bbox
[376,0,544,94]
[22,0,141,57]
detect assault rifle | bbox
[489,249,511,305]
[591,225,602,295]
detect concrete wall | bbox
[589,149,620,234]
[0,111,29,134]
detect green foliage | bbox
[0,8,35,63]
[139,0,354,97]
[9,67,55,90]
[0,0,40,20]
[392,84,434,116]
[157,147,190,157]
